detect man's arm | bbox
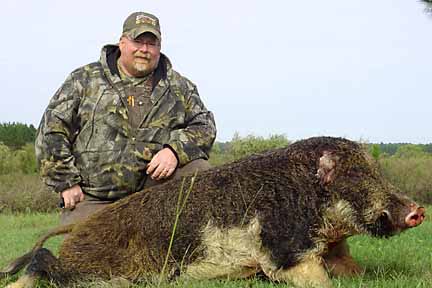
[146,83,216,180]
[35,73,83,199]
[165,84,217,166]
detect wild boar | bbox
[1,137,425,288]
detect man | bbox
[35,12,216,225]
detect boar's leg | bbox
[262,256,332,288]
[185,261,258,280]
[323,239,363,277]
[6,248,70,288]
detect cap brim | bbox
[126,26,161,40]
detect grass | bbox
[0,212,431,288]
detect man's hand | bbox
[61,184,84,209]
[146,148,178,180]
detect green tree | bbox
[15,144,38,174]
[0,143,14,174]
[0,142,38,175]
[394,144,427,158]
[209,134,291,166]
[230,133,290,160]
[0,122,37,150]
[423,144,432,154]
[369,144,381,161]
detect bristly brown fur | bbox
[3,137,423,288]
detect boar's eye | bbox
[381,210,391,220]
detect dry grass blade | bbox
[158,172,197,286]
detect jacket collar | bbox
[99,45,171,121]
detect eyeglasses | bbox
[127,37,160,49]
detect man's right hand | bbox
[61,184,84,209]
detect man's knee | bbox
[59,197,113,226]
[174,159,212,179]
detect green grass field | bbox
[0,212,431,288]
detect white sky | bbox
[1,0,431,143]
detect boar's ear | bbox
[316,151,338,186]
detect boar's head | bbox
[314,137,425,238]
[365,192,425,237]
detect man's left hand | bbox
[146,148,178,180]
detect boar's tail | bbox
[32,224,75,251]
[0,224,75,279]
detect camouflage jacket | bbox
[35,45,216,200]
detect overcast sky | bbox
[1,0,431,143]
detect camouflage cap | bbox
[122,12,161,40]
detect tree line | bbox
[0,122,37,150]
[1,122,431,158]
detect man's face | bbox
[118,32,161,77]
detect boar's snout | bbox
[405,205,426,228]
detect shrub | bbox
[230,133,290,160]
[208,142,234,166]
[0,174,58,213]
[15,143,38,174]
[210,133,290,166]
[0,143,14,175]
[0,143,37,175]
[378,145,432,204]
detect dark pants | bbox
[60,159,211,226]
